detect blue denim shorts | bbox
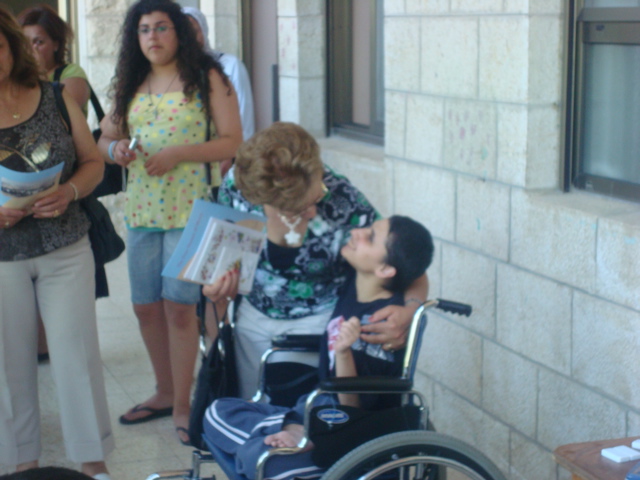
[127,229,201,305]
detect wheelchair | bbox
[147,299,507,480]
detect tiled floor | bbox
[0,254,225,480]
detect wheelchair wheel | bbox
[319,430,507,480]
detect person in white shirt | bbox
[183,7,255,144]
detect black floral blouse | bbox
[0,82,89,261]
[218,165,380,320]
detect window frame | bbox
[327,0,384,145]
[564,1,640,203]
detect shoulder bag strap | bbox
[89,86,105,122]
[54,63,105,122]
[53,64,66,83]
[203,69,213,187]
[52,82,72,135]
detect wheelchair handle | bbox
[434,299,472,317]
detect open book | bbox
[0,163,63,209]
[162,200,266,295]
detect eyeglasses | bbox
[281,182,329,218]
[137,25,174,36]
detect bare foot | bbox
[265,424,308,448]
[174,410,191,445]
[16,461,38,472]
[81,461,109,477]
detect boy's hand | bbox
[360,304,412,351]
[335,317,361,353]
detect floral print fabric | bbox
[0,82,89,261]
[125,91,217,230]
[218,165,379,319]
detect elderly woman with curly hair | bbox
[0,6,112,478]
[204,122,429,401]
[98,0,242,445]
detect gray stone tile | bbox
[385,17,421,91]
[496,264,572,374]
[407,0,450,14]
[526,106,561,188]
[538,369,626,449]
[419,316,483,403]
[509,431,557,480]
[528,16,563,103]
[441,245,497,337]
[456,177,510,260]
[421,17,478,97]
[393,162,456,242]
[573,292,640,408]
[497,104,528,186]
[510,190,597,291]
[385,91,407,158]
[596,211,640,310]
[479,16,529,102]
[405,94,444,165]
[443,100,497,178]
[482,342,537,436]
[432,384,510,476]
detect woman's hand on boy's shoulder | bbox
[360,304,413,351]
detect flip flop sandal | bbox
[176,426,191,446]
[119,404,173,425]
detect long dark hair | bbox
[18,4,72,66]
[0,5,40,88]
[110,0,229,134]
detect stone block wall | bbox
[277,0,326,137]
[75,1,640,478]
[324,2,640,479]
[376,2,640,479]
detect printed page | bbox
[163,199,267,295]
[0,163,64,209]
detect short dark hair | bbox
[0,467,93,480]
[0,5,40,87]
[383,215,434,294]
[18,4,72,66]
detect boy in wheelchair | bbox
[202,215,434,480]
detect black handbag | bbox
[52,81,126,296]
[79,194,125,265]
[53,65,127,197]
[188,299,238,450]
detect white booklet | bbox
[162,200,266,295]
[0,163,64,209]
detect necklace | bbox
[147,72,179,119]
[277,213,302,246]
[4,85,21,119]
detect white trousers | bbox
[0,236,114,465]
[234,300,331,399]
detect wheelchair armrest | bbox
[271,334,322,351]
[318,376,413,393]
